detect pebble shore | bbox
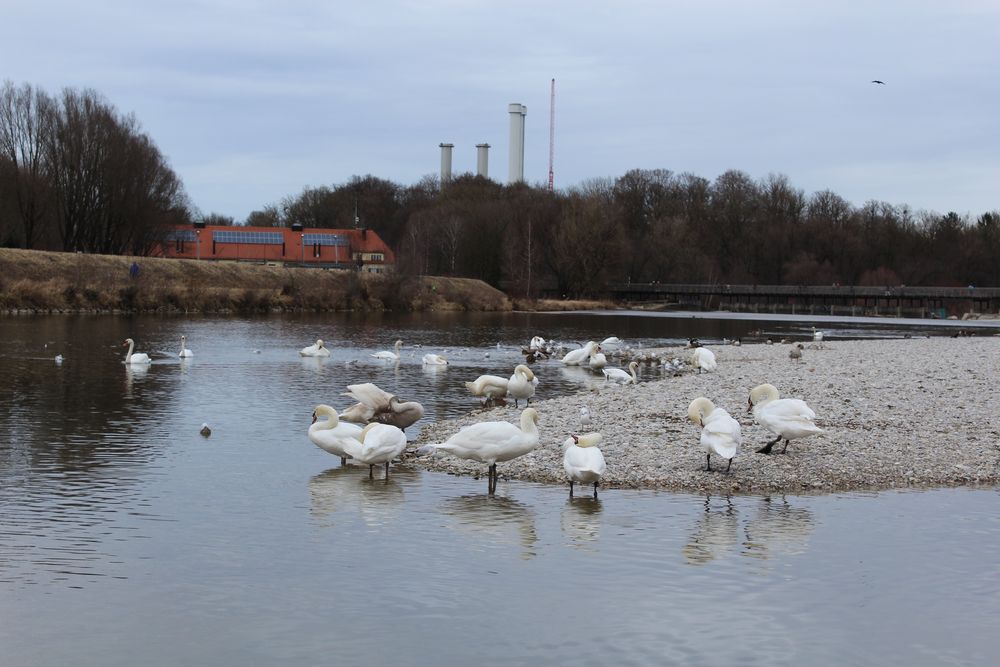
[411,337,1000,494]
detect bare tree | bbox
[0,81,56,248]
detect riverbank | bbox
[412,337,1000,494]
[0,248,512,313]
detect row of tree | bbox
[251,170,1000,294]
[0,81,189,253]
[2,82,997,293]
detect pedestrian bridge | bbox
[607,283,1000,318]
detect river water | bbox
[2,312,998,666]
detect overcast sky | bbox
[3,1,997,221]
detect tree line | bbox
[3,81,997,294]
[0,81,190,254]
[255,170,1000,294]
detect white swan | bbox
[416,408,540,494]
[603,361,639,385]
[507,364,536,408]
[300,339,331,357]
[464,374,510,405]
[309,404,365,465]
[563,432,607,498]
[561,341,598,366]
[588,349,607,370]
[748,383,823,454]
[372,339,403,361]
[600,336,622,348]
[687,397,741,472]
[340,422,408,479]
[178,335,193,358]
[422,353,448,365]
[529,336,547,351]
[691,347,717,373]
[122,338,151,365]
[812,327,826,348]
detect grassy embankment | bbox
[0,248,514,314]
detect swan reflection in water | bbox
[439,494,538,560]
[123,363,149,397]
[308,466,410,529]
[683,496,741,565]
[742,495,814,562]
[299,355,329,374]
[560,496,603,550]
[557,365,605,391]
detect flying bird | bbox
[871,80,885,85]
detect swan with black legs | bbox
[309,404,364,466]
[340,422,408,480]
[563,432,606,498]
[416,408,540,494]
[687,397,741,472]
[507,364,536,407]
[747,383,823,454]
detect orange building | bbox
[158,224,394,273]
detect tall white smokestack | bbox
[439,142,454,182]
[508,103,526,183]
[476,143,490,178]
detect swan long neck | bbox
[750,383,779,407]
[125,339,135,360]
[313,405,339,431]
[629,361,638,381]
[520,408,539,435]
[688,397,715,425]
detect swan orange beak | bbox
[570,434,579,444]
[311,413,317,424]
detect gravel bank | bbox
[411,337,1000,494]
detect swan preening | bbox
[748,383,823,454]
[122,338,151,365]
[300,339,331,357]
[465,374,509,405]
[563,432,606,498]
[422,353,448,365]
[310,404,365,465]
[372,339,403,361]
[341,422,409,480]
[687,397,741,473]
[507,364,536,407]
[588,348,607,370]
[340,382,424,430]
[416,408,540,494]
[603,361,639,385]
[561,341,599,366]
[178,335,193,358]
[691,347,717,373]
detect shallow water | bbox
[1,312,998,665]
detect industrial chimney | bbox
[439,142,454,182]
[507,103,526,183]
[476,143,490,178]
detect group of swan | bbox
[683,383,822,473]
[309,405,408,478]
[122,335,195,365]
[465,364,538,406]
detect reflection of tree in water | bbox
[742,496,815,561]
[560,496,603,550]
[683,495,741,565]
[440,494,538,560]
[309,466,407,529]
